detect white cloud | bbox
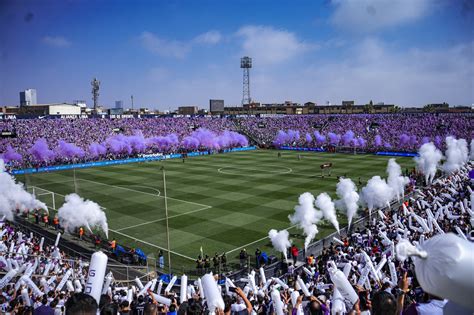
[193,30,222,44]
[331,0,434,33]
[236,25,316,65]
[136,39,472,109]
[297,38,474,106]
[42,36,71,47]
[139,31,191,59]
[140,30,222,59]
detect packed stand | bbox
[237,113,473,152]
[0,117,247,169]
[1,163,472,314]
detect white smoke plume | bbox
[288,192,323,250]
[442,136,468,174]
[387,159,410,200]
[361,176,393,217]
[335,178,359,229]
[314,192,340,234]
[414,142,443,184]
[268,229,291,262]
[0,159,47,220]
[58,193,108,238]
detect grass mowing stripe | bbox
[109,229,196,261]
[76,178,212,208]
[17,150,415,270]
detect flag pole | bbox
[162,166,172,275]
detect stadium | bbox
[1,1,473,314]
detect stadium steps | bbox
[230,119,263,147]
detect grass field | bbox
[16,149,414,273]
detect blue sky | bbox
[0,0,472,110]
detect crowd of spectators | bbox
[1,113,472,170]
[237,113,473,151]
[1,160,472,314]
[0,117,238,169]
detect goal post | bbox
[28,186,58,211]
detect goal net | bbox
[27,186,64,212]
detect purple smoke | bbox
[273,130,288,146]
[1,145,22,163]
[127,131,147,153]
[182,136,200,150]
[313,131,326,145]
[218,130,248,148]
[374,135,382,147]
[88,143,107,157]
[56,140,85,159]
[147,133,179,151]
[105,134,132,154]
[342,130,355,146]
[328,132,341,145]
[399,134,410,146]
[29,138,56,162]
[273,129,300,146]
[182,128,247,150]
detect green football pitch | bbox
[15,149,414,273]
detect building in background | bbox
[19,89,37,106]
[223,102,397,115]
[73,100,87,108]
[115,100,123,109]
[108,107,124,115]
[178,106,198,115]
[18,103,81,116]
[210,99,224,114]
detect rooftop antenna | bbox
[240,56,252,106]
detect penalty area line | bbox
[77,178,211,208]
[114,205,212,232]
[225,224,298,255]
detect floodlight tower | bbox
[91,78,100,112]
[240,56,252,105]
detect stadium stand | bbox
[0,163,471,313]
[1,113,472,169]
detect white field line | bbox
[77,178,212,208]
[31,181,212,231]
[32,186,107,211]
[217,166,292,175]
[31,184,196,261]
[225,224,298,255]
[109,228,195,261]
[115,204,212,232]
[28,180,75,187]
[29,174,301,262]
